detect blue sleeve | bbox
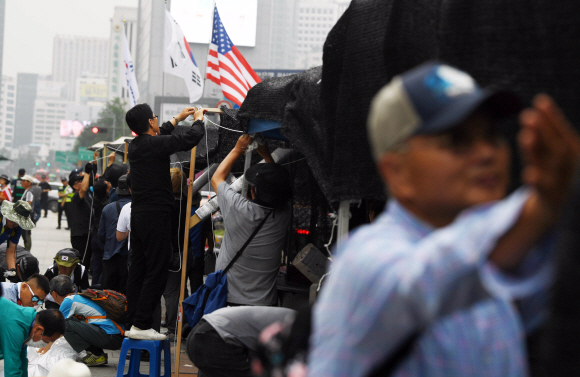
[309,189,532,377]
[59,299,73,318]
[9,227,22,245]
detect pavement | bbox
[28,210,200,376]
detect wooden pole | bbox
[103,146,108,175]
[123,141,128,164]
[174,145,197,375]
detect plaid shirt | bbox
[309,188,552,377]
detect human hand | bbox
[108,152,116,165]
[93,151,99,164]
[234,135,253,154]
[37,341,53,355]
[193,108,206,122]
[177,107,197,122]
[518,94,580,211]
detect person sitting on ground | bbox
[124,104,204,341]
[0,174,13,203]
[99,174,131,294]
[0,301,65,377]
[188,306,296,377]
[210,138,292,306]
[1,273,50,307]
[309,62,580,377]
[0,200,35,282]
[44,248,89,309]
[0,244,40,283]
[48,275,124,367]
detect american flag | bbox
[206,6,261,106]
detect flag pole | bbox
[175,3,216,375]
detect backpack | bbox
[78,289,127,334]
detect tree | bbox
[74,97,128,152]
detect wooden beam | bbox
[123,141,128,164]
[174,145,197,375]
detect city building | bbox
[52,35,109,101]
[108,6,138,106]
[14,73,39,147]
[0,0,6,107]
[0,76,16,149]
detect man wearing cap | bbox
[57,177,72,230]
[39,175,51,218]
[308,62,580,377]
[0,174,12,203]
[19,175,35,251]
[30,179,42,223]
[0,244,40,283]
[0,200,35,280]
[210,138,292,307]
[68,171,94,271]
[98,174,131,293]
[44,248,89,309]
[0,303,65,377]
[1,273,50,307]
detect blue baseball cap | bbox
[367,61,521,159]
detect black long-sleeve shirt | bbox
[128,120,204,214]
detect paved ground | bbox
[28,210,200,376]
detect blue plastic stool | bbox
[116,338,171,377]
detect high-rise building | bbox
[31,98,68,146]
[0,0,6,107]
[0,76,16,149]
[108,7,138,106]
[14,73,38,147]
[52,35,109,100]
[295,0,348,69]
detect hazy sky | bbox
[3,0,138,78]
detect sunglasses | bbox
[151,115,158,119]
[26,284,44,305]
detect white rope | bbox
[324,216,338,255]
[205,117,244,133]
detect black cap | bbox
[68,174,82,186]
[0,174,9,183]
[245,163,292,208]
[17,254,39,281]
[41,174,46,179]
[116,174,131,195]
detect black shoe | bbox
[65,227,70,230]
[56,226,61,229]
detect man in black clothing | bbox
[39,175,51,218]
[125,104,204,341]
[11,168,25,202]
[68,172,93,271]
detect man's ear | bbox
[376,152,414,201]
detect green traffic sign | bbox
[78,147,94,161]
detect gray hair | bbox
[49,275,74,297]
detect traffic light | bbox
[47,162,51,167]
[91,127,107,134]
[35,162,39,166]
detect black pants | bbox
[41,197,48,217]
[22,230,31,251]
[64,317,123,355]
[91,237,104,286]
[187,320,254,377]
[126,211,172,330]
[71,234,92,271]
[102,254,128,294]
[58,203,71,228]
[164,255,204,332]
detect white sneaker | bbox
[124,330,131,337]
[127,327,167,341]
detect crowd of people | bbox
[1,61,579,377]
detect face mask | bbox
[26,338,49,348]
